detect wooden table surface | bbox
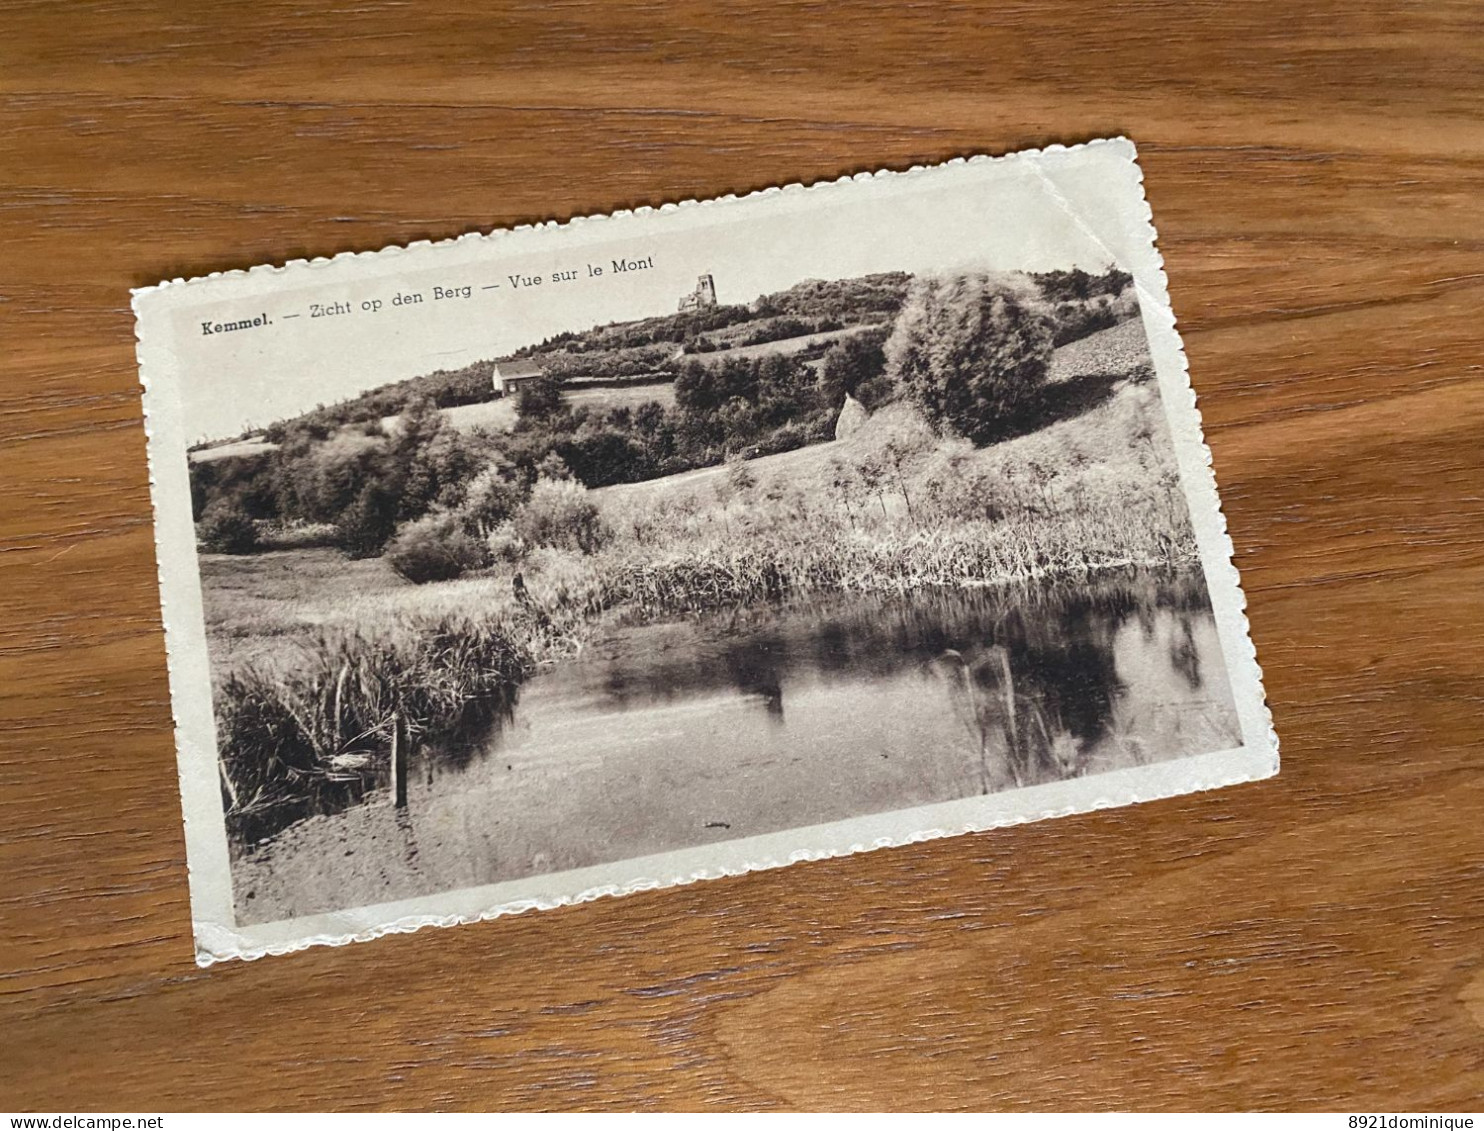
[3,0,1482,1112]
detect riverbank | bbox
[206,356,1195,851]
[230,571,1240,924]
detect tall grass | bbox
[594,381,1196,616]
[597,515,1192,619]
[216,612,542,847]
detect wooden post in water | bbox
[391,713,408,810]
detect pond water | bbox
[238,569,1243,922]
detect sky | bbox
[168,152,1134,444]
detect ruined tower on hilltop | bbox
[678,274,718,312]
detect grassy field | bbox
[596,434,845,502]
[378,382,679,436]
[201,550,410,675]
[592,377,1189,614]
[1047,315,1154,381]
[566,382,676,413]
[189,436,277,464]
[686,324,869,363]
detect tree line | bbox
[194,265,1139,580]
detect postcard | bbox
[133,138,1277,963]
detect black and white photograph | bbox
[136,139,1276,961]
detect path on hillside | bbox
[596,438,845,500]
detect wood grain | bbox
[2,0,1481,1111]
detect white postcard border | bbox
[134,137,1279,965]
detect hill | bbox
[597,319,1156,510]
[238,272,911,444]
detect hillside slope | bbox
[599,318,1157,507]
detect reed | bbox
[591,380,1197,615]
[595,512,1194,620]
[216,612,536,848]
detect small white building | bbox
[492,359,546,397]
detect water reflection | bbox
[429,568,1241,805]
[237,568,1244,924]
[529,571,1237,798]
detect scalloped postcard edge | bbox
[133,136,1279,965]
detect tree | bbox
[633,400,666,436]
[632,401,676,464]
[715,396,759,453]
[818,330,889,411]
[513,478,608,554]
[397,395,444,452]
[337,480,400,559]
[197,500,259,554]
[385,510,490,584]
[754,354,807,428]
[460,460,528,533]
[515,376,567,425]
[534,451,573,482]
[271,433,394,526]
[673,358,722,415]
[1063,265,1130,301]
[674,356,760,416]
[394,395,448,519]
[884,272,1054,445]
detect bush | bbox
[485,521,527,564]
[189,451,280,522]
[513,478,608,554]
[255,522,339,551]
[1050,298,1119,347]
[740,316,812,347]
[337,481,400,559]
[535,451,573,481]
[460,463,528,533]
[557,428,653,487]
[885,271,1054,445]
[515,377,567,425]
[197,501,259,554]
[818,328,890,411]
[386,511,491,584]
[1033,265,1132,305]
[744,415,833,459]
